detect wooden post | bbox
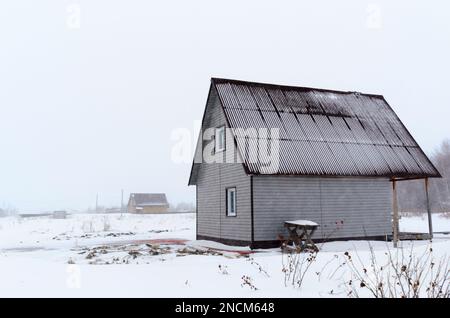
[425,178,433,240]
[392,179,399,248]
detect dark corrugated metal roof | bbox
[210,78,440,179]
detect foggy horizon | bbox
[1,0,449,212]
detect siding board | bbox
[196,85,252,242]
[253,176,392,241]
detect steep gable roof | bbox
[189,78,440,184]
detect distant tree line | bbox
[170,202,195,212]
[0,206,17,217]
[398,139,450,212]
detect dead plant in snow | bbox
[241,275,258,290]
[218,264,229,275]
[82,220,94,233]
[281,245,318,289]
[279,226,342,289]
[342,243,449,298]
[102,216,111,232]
[247,257,270,278]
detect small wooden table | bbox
[283,220,319,252]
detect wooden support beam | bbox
[425,178,433,240]
[392,180,399,248]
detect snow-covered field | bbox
[0,213,449,298]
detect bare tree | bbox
[398,139,450,212]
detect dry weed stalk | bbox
[343,242,449,298]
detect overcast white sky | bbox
[0,0,449,211]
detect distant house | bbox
[188,78,440,248]
[53,210,67,219]
[127,193,169,214]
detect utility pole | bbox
[95,193,99,213]
[121,189,124,217]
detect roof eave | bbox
[188,79,217,186]
[251,172,441,179]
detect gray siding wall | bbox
[253,176,392,241]
[196,86,252,242]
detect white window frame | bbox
[215,126,226,153]
[226,187,237,217]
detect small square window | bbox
[226,187,236,217]
[215,126,225,153]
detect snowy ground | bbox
[0,212,449,297]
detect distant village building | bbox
[127,193,169,214]
[52,210,67,219]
